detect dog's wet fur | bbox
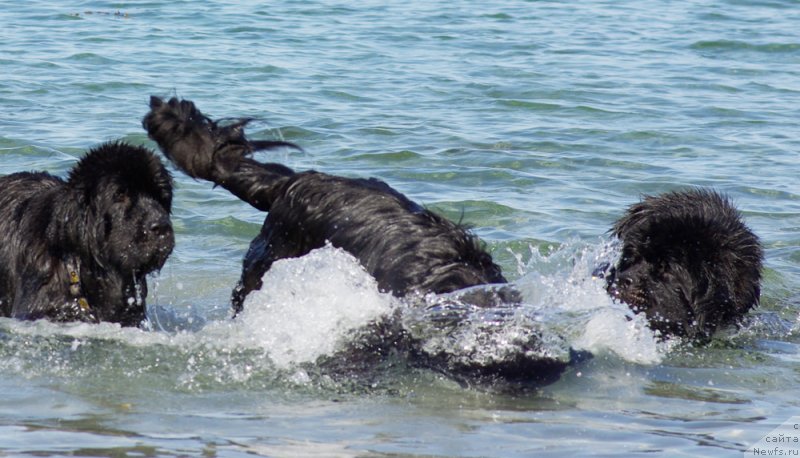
[142,97,506,313]
[602,189,763,342]
[0,142,174,326]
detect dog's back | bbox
[263,171,505,295]
[0,172,64,316]
[0,171,61,208]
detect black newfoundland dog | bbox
[143,97,576,384]
[142,97,507,314]
[0,142,174,326]
[601,189,763,342]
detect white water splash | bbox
[205,238,670,372]
[514,239,670,365]
[0,239,671,386]
[398,238,670,371]
[230,244,398,367]
[406,295,574,368]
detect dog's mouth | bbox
[115,228,174,274]
[608,280,649,312]
[147,232,175,271]
[596,263,651,310]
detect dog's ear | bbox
[140,149,174,212]
[149,95,164,109]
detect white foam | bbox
[573,308,667,364]
[514,239,669,365]
[228,244,398,367]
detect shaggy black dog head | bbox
[142,96,299,181]
[66,142,174,274]
[604,189,763,342]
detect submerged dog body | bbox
[0,142,174,326]
[143,97,506,314]
[604,189,763,341]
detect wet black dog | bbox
[143,97,573,385]
[0,142,174,326]
[143,97,506,313]
[601,189,763,342]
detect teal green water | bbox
[1,1,800,456]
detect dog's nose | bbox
[592,262,611,279]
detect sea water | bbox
[1,1,799,456]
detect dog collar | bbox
[65,257,91,313]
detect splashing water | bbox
[215,240,671,378]
[0,240,672,390]
[230,244,399,367]
[515,239,672,365]
[402,239,671,372]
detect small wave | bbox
[251,125,319,143]
[223,26,279,35]
[63,53,120,65]
[497,99,562,111]
[344,150,422,162]
[690,40,800,54]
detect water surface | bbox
[1,1,799,456]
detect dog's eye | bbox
[113,190,130,205]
